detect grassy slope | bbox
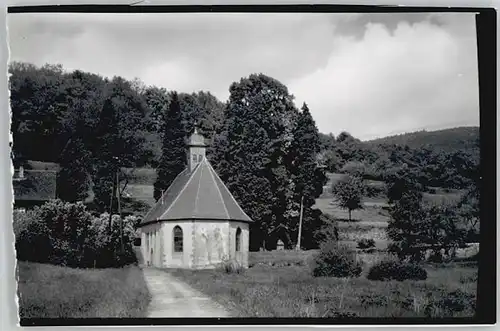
[23,159,463,212]
[315,172,465,246]
[17,262,151,318]
[168,252,477,318]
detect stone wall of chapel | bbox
[161,221,194,268]
[192,221,230,268]
[142,220,250,269]
[141,222,162,267]
[229,221,250,268]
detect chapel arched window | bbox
[173,226,183,253]
[236,227,242,252]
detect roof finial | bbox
[194,126,198,135]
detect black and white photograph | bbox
[5,4,495,326]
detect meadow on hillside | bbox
[169,250,478,318]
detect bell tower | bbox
[187,127,207,172]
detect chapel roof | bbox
[140,157,253,225]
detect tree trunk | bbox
[108,177,116,235]
[117,171,124,254]
[296,195,304,251]
[120,177,129,196]
[348,209,352,222]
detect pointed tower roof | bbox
[140,158,253,226]
[187,127,207,147]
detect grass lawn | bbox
[338,240,388,253]
[123,167,156,185]
[423,191,464,205]
[17,261,151,318]
[314,198,390,223]
[124,184,156,207]
[25,160,59,171]
[249,250,318,267]
[167,254,477,318]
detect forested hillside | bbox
[10,61,480,250]
[366,127,479,154]
[317,127,479,190]
[9,62,326,251]
[9,62,225,168]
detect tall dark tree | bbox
[154,92,187,201]
[92,77,148,213]
[192,91,225,140]
[56,136,91,202]
[422,203,466,260]
[9,62,68,162]
[56,70,105,202]
[387,183,468,261]
[385,166,466,261]
[179,91,225,146]
[384,165,424,203]
[457,180,480,242]
[211,74,297,250]
[144,86,169,133]
[288,103,326,247]
[386,189,426,261]
[142,86,170,166]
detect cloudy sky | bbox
[7,12,479,140]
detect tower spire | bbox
[187,128,207,172]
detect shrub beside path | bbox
[142,268,231,318]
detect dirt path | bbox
[142,268,231,318]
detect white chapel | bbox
[139,129,252,269]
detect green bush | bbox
[312,242,362,278]
[313,217,340,243]
[14,201,94,266]
[37,200,95,267]
[427,251,445,263]
[14,209,52,264]
[219,259,245,274]
[387,242,426,262]
[367,259,427,281]
[13,200,138,268]
[89,213,138,268]
[436,289,476,314]
[357,238,376,249]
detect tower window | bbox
[198,154,203,162]
[192,154,197,163]
[173,226,183,253]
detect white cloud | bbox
[7,13,478,140]
[141,59,200,92]
[289,18,478,140]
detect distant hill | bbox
[365,127,479,153]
